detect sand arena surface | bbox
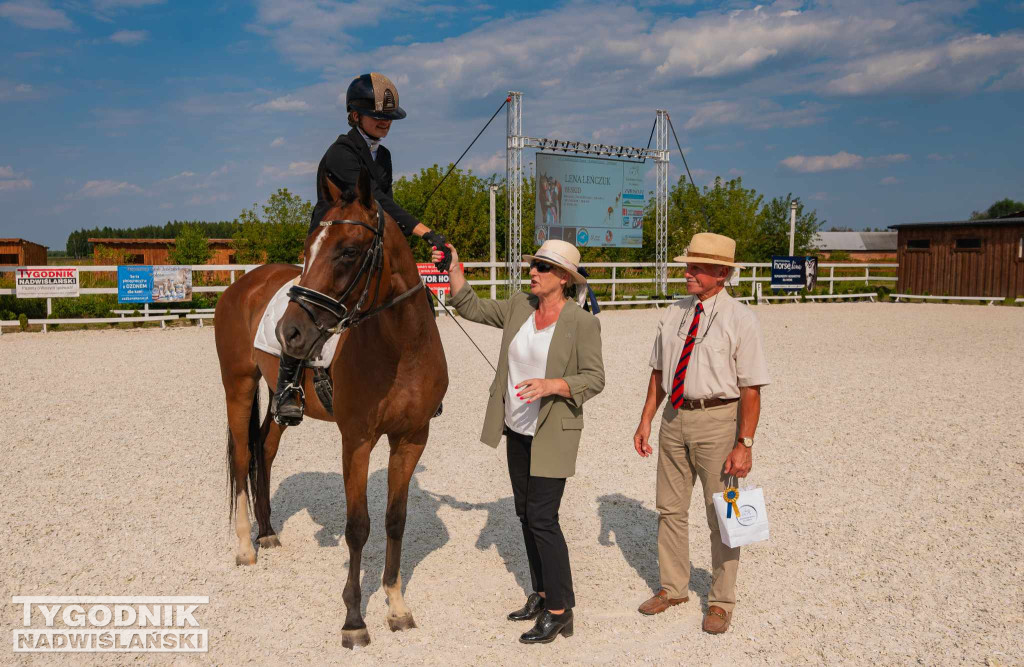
[1,302,1022,665]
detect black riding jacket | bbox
[309,127,418,237]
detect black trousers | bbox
[506,429,575,610]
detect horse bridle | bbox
[287,205,423,350]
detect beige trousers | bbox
[656,401,740,611]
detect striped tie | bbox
[670,301,703,409]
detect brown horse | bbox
[215,166,448,648]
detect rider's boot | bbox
[270,353,305,426]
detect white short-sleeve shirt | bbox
[505,314,556,436]
[648,290,770,399]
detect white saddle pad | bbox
[253,279,340,368]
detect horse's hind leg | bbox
[382,428,427,632]
[340,439,373,649]
[226,374,260,566]
[254,415,284,549]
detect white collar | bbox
[357,128,381,153]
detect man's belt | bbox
[677,396,739,411]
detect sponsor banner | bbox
[416,262,461,295]
[118,266,193,303]
[152,266,192,303]
[534,153,648,248]
[118,266,153,303]
[771,256,818,291]
[15,267,80,298]
[12,596,209,653]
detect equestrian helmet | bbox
[346,73,407,120]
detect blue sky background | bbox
[1,0,1022,249]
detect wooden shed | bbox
[889,217,1024,297]
[0,238,49,266]
[814,231,897,261]
[87,238,237,265]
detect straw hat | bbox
[673,232,741,268]
[523,239,587,285]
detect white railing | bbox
[0,262,901,331]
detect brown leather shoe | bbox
[702,605,732,634]
[637,590,688,615]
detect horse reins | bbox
[287,206,423,350]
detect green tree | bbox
[168,223,213,265]
[970,198,1024,220]
[754,195,823,259]
[230,188,312,264]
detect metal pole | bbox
[611,266,617,302]
[506,91,523,296]
[829,265,835,294]
[44,297,51,333]
[489,184,497,300]
[655,110,669,296]
[789,200,797,256]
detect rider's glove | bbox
[422,231,452,272]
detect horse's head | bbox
[277,165,387,360]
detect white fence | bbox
[1,262,900,332]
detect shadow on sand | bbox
[596,493,712,610]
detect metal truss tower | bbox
[506,91,524,295]
[655,109,669,295]
[506,92,670,295]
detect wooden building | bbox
[814,231,897,261]
[87,238,237,265]
[0,238,48,266]
[889,217,1024,297]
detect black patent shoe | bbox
[270,387,304,426]
[432,402,443,418]
[507,593,545,621]
[519,609,573,644]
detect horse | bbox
[214,165,448,648]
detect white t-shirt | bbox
[504,314,556,436]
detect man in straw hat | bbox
[632,232,770,634]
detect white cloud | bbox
[260,161,318,183]
[927,153,952,161]
[0,178,32,191]
[254,95,310,112]
[0,166,13,178]
[781,151,910,172]
[880,176,901,185]
[77,180,144,198]
[0,0,73,30]
[465,151,504,175]
[0,80,38,101]
[110,29,148,45]
[270,137,286,147]
[94,0,164,9]
[780,151,864,173]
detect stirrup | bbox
[272,384,305,426]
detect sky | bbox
[1,0,1022,250]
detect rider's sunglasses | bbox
[529,260,554,273]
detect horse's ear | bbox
[322,168,344,204]
[356,165,373,210]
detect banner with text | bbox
[534,153,647,248]
[417,263,461,295]
[770,256,818,291]
[15,267,80,298]
[118,266,193,303]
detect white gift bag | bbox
[712,484,770,548]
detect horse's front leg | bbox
[340,439,372,649]
[383,428,427,632]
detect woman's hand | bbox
[515,378,569,403]
[431,243,459,270]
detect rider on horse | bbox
[270,72,453,426]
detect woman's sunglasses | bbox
[529,260,554,273]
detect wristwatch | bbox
[738,437,754,448]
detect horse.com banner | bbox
[15,267,80,298]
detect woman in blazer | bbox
[441,239,605,644]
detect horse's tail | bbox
[227,387,263,523]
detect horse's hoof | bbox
[258,535,282,549]
[388,614,417,632]
[341,628,370,649]
[235,551,256,566]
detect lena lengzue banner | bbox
[15,267,80,298]
[535,153,648,248]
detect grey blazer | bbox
[450,283,605,478]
